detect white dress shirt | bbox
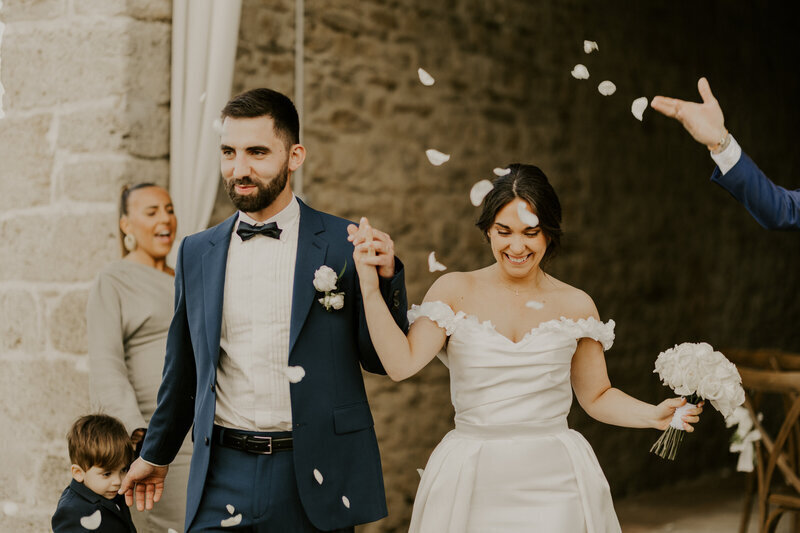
[710,134,743,175]
[214,196,300,431]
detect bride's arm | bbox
[569,298,703,430]
[350,218,450,381]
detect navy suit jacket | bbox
[711,151,800,230]
[140,199,409,531]
[52,479,136,533]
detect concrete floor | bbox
[616,473,794,533]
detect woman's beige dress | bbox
[87,260,192,533]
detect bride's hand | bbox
[653,397,704,432]
[348,217,380,292]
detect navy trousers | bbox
[188,428,354,533]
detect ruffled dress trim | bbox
[408,301,616,350]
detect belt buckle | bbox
[247,435,272,455]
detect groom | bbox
[119,88,408,531]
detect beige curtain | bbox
[169,0,242,260]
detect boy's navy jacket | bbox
[51,479,136,532]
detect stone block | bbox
[0,0,66,22]
[60,156,169,203]
[57,104,128,153]
[1,18,130,110]
[74,0,172,20]
[126,21,171,103]
[125,99,170,158]
[0,211,118,282]
[49,289,88,354]
[0,289,42,352]
[0,113,54,211]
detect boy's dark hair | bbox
[476,163,563,267]
[220,88,300,148]
[67,414,134,471]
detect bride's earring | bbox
[123,233,137,252]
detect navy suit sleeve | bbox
[355,258,409,374]
[710,151,800,230]
[140,239,197,465]
[51,503,83,533]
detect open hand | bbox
[119,457,168,511]
[650,77,727,150]
[347,217,396,279]
[653,397,704,432]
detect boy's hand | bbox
[119,457,168,511]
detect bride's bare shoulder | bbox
[545,277,600,320]
[423,270,480,307]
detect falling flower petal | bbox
[80,510,102,530]
[226,504,235,515]
[571,64,589,80]
[631,97,648,121]
[2,501,19,516]
[493,167,511,176]
[342,496,351,509]
[598,80,616,96]
[470,179,494,206]
[212,118,223,134]
[428,251,447,272]
[417,468,424,477]
[526,300,544,310]
[583,40,599,54]
[285,366,306,383]
[221,514,243,527]
[417,68,435,86]
[425,149,450,166]
[516,201,539,227]
[168,530,179,533]
[199,92,207,103]
[313,469,324,485]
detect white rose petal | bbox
[313,469,324,484]
[516,201,539,227]
[221,514,243,527]
[80,510,102,530]
[428,251,447,272]
[2,501,19,516]
[631,97,648,121]
[226,504,235,515]
[212,118,223,134]
[470,179,494,206]
[285,366,306,383]
[417,67,435,86]
[525,300,544,310]
[493,167,511,177]
[425,149,450,166]
[598,80,616,96]
[169,529,179,533]
[571,64,590,80]
[417,468,424,477]
[584,40,599,54]
[313,265,338,292]
[330,292,345,310]
[199,92,207,103]
[342,496,351,509]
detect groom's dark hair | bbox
[221,88,300,148]
[476,163,563,267]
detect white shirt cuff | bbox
[141,457,169,468]
[710,134,742,175]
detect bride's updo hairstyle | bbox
[476,163,563,266]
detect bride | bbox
[348,163,703,532]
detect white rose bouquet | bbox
[651,342,745,460]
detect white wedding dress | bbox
[407,301,622,533]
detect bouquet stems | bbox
[650,393,700,461]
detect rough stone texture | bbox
[0,0,66,22]
[74,0,172,21]
[0,289,42,352]
[0,112,54,211]
[227,1,800,531]
[60,156,170,203]
[49,289,89,354]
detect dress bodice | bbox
[408,301,615,432]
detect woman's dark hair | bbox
[476,164,563,266]
[220,88,300,148]
[119,182,157,257]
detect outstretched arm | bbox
[650,77,727,150]
[349,217,448,381]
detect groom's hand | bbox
[650,77,727,150]
[119,457,168,511]
[348,217,395,279]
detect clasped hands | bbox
[348,217,396,288]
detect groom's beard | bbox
[225,160,289,213]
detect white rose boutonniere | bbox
[315,262,346,312]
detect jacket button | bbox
[204,437,209,445]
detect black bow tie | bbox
[236,221,282,241]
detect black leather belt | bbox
[215,426,293,455]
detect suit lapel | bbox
[201,214,237,367]
[290,200,328,353]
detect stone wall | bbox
[0,1,171,530]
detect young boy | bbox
[52,414,137,532]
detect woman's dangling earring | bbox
[124,233,137,252]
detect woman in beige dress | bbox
[87,183,191,532]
